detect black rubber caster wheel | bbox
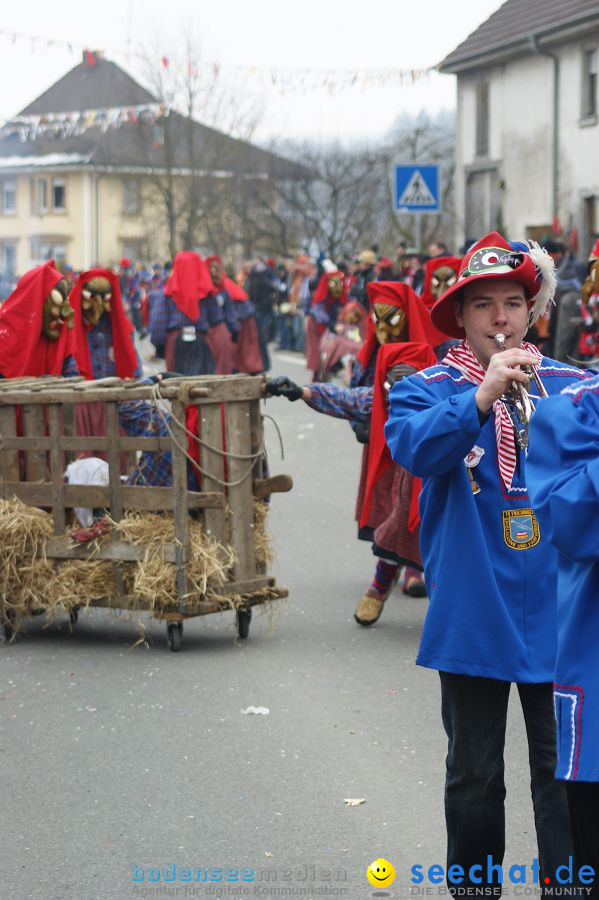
[237,608,252,640]
[167,622,183,652]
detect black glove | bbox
[266,376,303,401]
[354,421,370,444]
[231,329,240,344]
[385,364,418,389]
[147,371,183,384]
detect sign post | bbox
[392,164,441,251]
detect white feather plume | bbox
[525,241,557,324]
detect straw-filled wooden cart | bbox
[0,374,291,650]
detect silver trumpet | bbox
[493,333,548,449]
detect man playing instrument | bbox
[385,232,591,896]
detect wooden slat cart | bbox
[0,374,291,650]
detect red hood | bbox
[0,261,77,377]
[164,252,214,320]
[70,268,138,379]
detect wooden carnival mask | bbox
[582,258,599,307]
[81,275,112,327]
[429,264,458,302]
[42,279,74,340]
[209,260,223,287]
[327,275,344,299]
[372,303,407,345]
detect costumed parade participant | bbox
[577,239,599,362]
[151,252,239,375]
[528,375,599,892]
[70,268,142,381]
[119,257,147,340]
[385,232,589,895]
[266,281,446,625]
[206,256,263,374]
[419,255,461,311]
[305,270,348,381]
[319,298,368,384]
[69,268,142,466]
[0,260,77,378]
[150,251,214,375]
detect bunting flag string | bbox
[0,27,433,98]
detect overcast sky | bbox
[0,0,502,144]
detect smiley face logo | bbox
[366,858,395,888]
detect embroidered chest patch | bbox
[502,508,540,550]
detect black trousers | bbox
[440,672,573,897]
[567,781,599,897]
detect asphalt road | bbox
[2,346,543,900]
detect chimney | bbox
[82,49,104,66]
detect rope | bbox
[262,414,285,461]
[147,386,260,489]
[153,383,265,461]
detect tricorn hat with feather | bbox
[430,230,557,339]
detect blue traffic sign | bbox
[394,164,440,213]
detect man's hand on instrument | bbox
[475,349,538,413]
[266,376,305,401]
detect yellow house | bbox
[0,51,304,280]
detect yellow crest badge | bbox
[503,508,540,550]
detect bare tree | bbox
[135,31,265,259]
[379,110,456,251]
[262,141,383,259]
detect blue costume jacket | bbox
[385,357,588,683]
[528,374,599,781]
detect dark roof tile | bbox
[19,57,155,114]
[440,0,599,70]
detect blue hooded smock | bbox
[385,358,588,683]
[527,374,599,781]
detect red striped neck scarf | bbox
[442,339,543,491]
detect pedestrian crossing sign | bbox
[394,165,440,213]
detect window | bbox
[37,178,48,213]
[30,238,67,268]
[475,80,490,156]
[2,180,16,214]
[122,178,141,214]
[121,240,144,262]
[52,178,66,211]
[0,242,17,275]
[582,48,597,119]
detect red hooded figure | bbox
[359,283,441,534]
[306,271,348,379]
[70,268,140,379]
[419,256,461,311]
[164,252,214,322]
[207,256,263,374]
[0,261,77,378]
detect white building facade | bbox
[440,0,599,255]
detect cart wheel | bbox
[69,607,80,628]
[237,608,252,640]
[167,622,182,652]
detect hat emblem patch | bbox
[461,246,525,280]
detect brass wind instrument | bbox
[493,333,548,449]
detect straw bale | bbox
[112,511,237,610]
[253,499,275,569]
[0,497,54,621]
